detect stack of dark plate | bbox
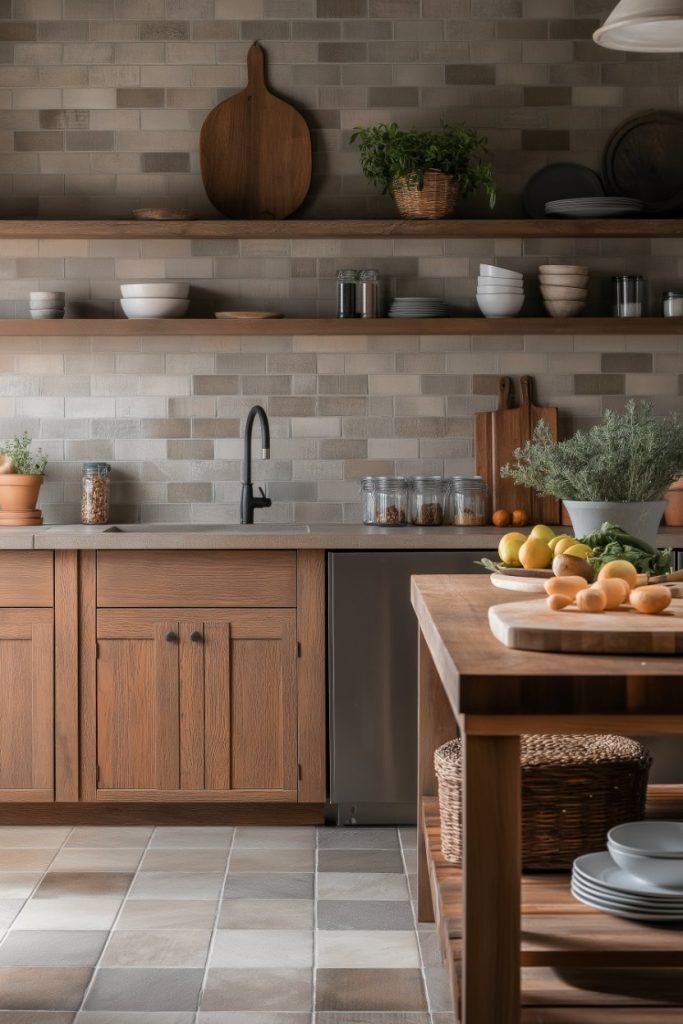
[388,297,449,318]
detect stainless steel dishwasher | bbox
[328,549,495,825]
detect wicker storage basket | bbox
[392,169,460,219]
[435,734,651,871]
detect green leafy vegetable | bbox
[475,557,499,573]
[0,432,48,476]
[579,522,671,576]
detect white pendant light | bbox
[594,0,683,51]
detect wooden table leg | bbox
[417,627,457,923]
[462,732,521,1024]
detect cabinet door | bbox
[204,609,298,797]
[96,612,180,798]
[0,610,53,801]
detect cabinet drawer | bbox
[0,551,53,607]
[97,550,296,608]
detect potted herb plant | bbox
[350,122,496,219]
[0,433,48,513]
[500,402,683,545]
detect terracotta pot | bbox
[0,474,43,513]
[664,478,683,527]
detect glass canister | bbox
[372,477,408,526]
[663,291,683,317]
[81,462,111,525]
[410,475,445,526]
[360,476,376,525]
[448,475,487,526]
[336,269,358,318]
[613,274,645,318]
[359,269,381,318]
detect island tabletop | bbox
[411,575,683,1024]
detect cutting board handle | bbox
[497,376,512,411]
[520,375,533,409]
[246,42,266,95]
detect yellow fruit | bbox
[545,575,588,601]
[492,509,511,527]
[498,532,527,567]
[563,543,593,559]
[547,593,572,611]
[598,560,638,591]
[630,585,673,615]
[575,586,607,613]
[518,536,553,570]
[511,509,529,527]
[530,524,555,544]
[593,578,630,610]
[552,536,576,556]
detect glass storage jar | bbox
[336,269,358,318]
[410,476,445,526]
[81,462,111,525]
[372,477,408,526]
[448,475,487,526]
[360,476,376,525]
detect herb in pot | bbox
[0,432,48,476]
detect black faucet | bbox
[240,404,272,524]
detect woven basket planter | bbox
[435,734,651,871]
[391,169,460,219]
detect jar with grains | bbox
[448,475,487,526]
[372,476,408,526]
[410,476,445,526]
[360,476,376,525]
[81,462,111,525]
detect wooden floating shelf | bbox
[0,218,682,239]
[1,317,680,336]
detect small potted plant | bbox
[500,402,683,546]
[0,432,48,513]
[351,121,496,220]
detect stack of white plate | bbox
[538,264,589,318]
[388,297,449,318]
[120,282,190,319]
[476,264,524,318]
[30,290,65,320]
[545,196,644,218]
[571,821,683,921]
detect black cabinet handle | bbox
[190,631,202,643]
[165,631,177,643]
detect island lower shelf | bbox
[422,795,683,1022]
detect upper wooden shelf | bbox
[1,219,683,239]
[2,317,679,336]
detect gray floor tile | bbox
[11,898,122,931]
[423,965,454,1013]
[228,849,314,873]
[233,828,315,849]
[0,1013,75,1023]
[223,873,314,900]
[417,927,443,967]
[317,873,409,902]
[317,930,420,968]
[315,968,427,1012]
[210,930,313,969]
[0,931,107,967]
[217,898,314,930]
[402,849,418,874]
[318,850,405,873]
[197,1015,312,1024]
[139,848,228,872]
[100,929,212,968]
[317,899,415,931]
[0,851,56,871]
[49,849,143,873]
[0,967,91,1010]
[149,827,233,849]
[34,873,133,900]
[398,827,418,850]
[65,829,152,849]
[0,903,24,932]
[127,871,224,901]
[316,1016,430,1024]
[114,899,217,931]
[76,1014,194,1024]
[200,968,313,1011]
[317,828,399,850]
[0,875,41,900]
[0,828,71,849]
[82,968,204,1011]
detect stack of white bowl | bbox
[476,264,524,318]
[30,290,65,320]
[120,282,189,319]
[539,264,588,318]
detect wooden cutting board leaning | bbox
[489,597,683,655]
[475,375,560,524]
[200,42,312,219]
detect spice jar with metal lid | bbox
[81,462,111,525]
[663,291,683,317]
[447,475,487,526]
[372,476,408,526]
[410,475,445,526]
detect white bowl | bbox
[608,843,683,889]
[120,297,189,319]
[30,308,65,320]
[544,299,585,318]
[477,292,525,318]
[30,290,65,302]
[479,264,523,280]
[30,298,65,309]
[608,821,683,858]
[477,288,525,299]
[477,280,524,293]
[120,282,190,299]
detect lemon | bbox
[519,536,553,570]
[563,543,593,559]
[548,534,572,553]
[530,524,555,544]
[498,532,527,567]
[553,536,576,556]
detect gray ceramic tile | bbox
[139,849,229,872]
[65,829,152,850]
[317,828,400,850]
[0,851,56,872]
[0,1013,76,1023]
[217,898,314,930]
[100,929,212,968]
[210,930,314,968]
[0,828,71,849]
[317,900,415,931]
[232,828,315,850]
[228,849,314,873]
[223,873,314,901]
[11,899,122,931]
[149,828,234,849]
[0,903,24,932]
[316,1016,430,1024]
[317,873,410,902]
[423,966,453,1013]
[200,969,313,1011]
[34,873,133,900]
[127,871,224,901]
[318,850,404,873]
[0,931,107,967]
[76,1014,194,1024]
[49,849,143,873]
[315,969,427,1012]
[0,875,42,899]
[82,968,204,1011]
[316,930,420,968]
[114,899,217,931]
[0,967,92,1010]
[196,1015,312,1024]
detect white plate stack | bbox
[120,282,190,319]
[538,264,589,318]
[476,264,524,318]
[571,821,683,921]
[30,290,65,320]
[545,196,644,218]
[388,297,449,318]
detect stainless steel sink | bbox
[105,523,311,533]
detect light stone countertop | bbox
[0,523,676,551]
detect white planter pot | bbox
[564,501,666,547]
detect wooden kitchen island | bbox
[412,575,683,1024]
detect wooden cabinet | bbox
[95,608,298,801]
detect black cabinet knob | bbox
[165,631,177,643]
[190,631,202,643]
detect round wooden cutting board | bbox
[490,573,547,594]
[489,598,683,655]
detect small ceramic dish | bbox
[479,264,523,280]
[120,282,190,299]
[477,292,525,317]
[120,297,189,319]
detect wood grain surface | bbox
[200,42,311,219]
